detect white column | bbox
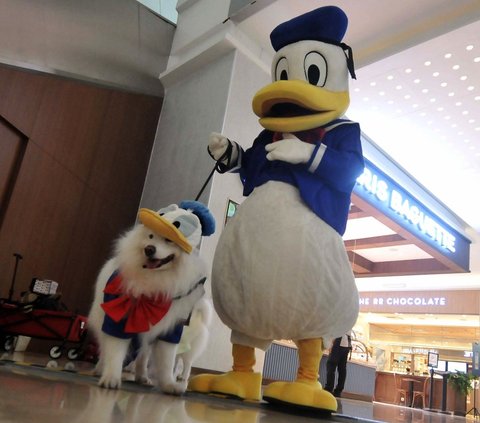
[141,0,273,372]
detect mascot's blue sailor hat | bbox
[270,5,356,79]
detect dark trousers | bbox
[325,346,350,396]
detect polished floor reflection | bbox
[0,351,473,423]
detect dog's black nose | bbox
[144,245,156,258]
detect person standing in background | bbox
[325,331,352,397]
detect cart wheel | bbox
[49,345,63,359]
[4,336,16,352]
[67,348,79,360]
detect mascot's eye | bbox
[149,234,154,239]
[173,221,180,228]
[304,52,327,87]
[274,57,289,81]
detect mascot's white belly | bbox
[212,181,359,344]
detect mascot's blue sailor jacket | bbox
[237,119,364,236]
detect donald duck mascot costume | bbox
[189,6,365,413]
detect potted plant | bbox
[448,371,476,416]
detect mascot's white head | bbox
[252,6,356,133]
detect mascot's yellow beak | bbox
[138,208,192,254]
[252,80,349,133]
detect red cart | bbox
[0,300,88,360]
[1,253,89,360]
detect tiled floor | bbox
[0,351,474,423]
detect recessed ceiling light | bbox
[422,88,428,93]
[444,53,452,59]
[440,82,448,87]
[432,71,440,77]
[430,98,436,102]
[354,88,360,92]
[475,96,480,101]
[467,86,475,91]
[475,57,480,63]
[455,101,462,106]
[424,61,431,66]
[466,45,474,51]
[412,104,418,108]
[404,94,411,99]
[379,91,385,96]
[405,68,412,73]
[475,127,480,131]
[420,112,427,117]
[464,139,471,143]
[395,85,402,90]
[462,110,469,115]
[413,78,421,84]
[452,64,460,70]
[448,92,455,96]
[387,75,394,80]
[370,81,376,87]
[363,97,369,102]
[387,100,394,104]
[460,75,468,81]
[444,115,451,120]
[468,119,475,123]
[437,107,444,112]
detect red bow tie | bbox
[101,272,172,333]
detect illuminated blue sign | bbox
[353,159,470,270]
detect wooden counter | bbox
[375,371,465,413]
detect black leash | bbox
[194,140,234,201]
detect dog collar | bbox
[138,208,192,253]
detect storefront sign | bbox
[359,290,480,314]
[360,295,446,307]
[353,159,470,271]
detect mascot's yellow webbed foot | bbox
[263,338,337,413]
[263,380,337,412]
[187,344,262,401]
[188,371,262,401]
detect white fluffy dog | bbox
[88,202,215,395]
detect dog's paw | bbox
[160,380,188,396]
[98,374,122,389]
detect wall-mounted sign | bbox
[359,290,480,314]
[353,159,470,271]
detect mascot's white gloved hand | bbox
[208,132,239,172]
[265,133,315,164]
[208,132,229,161]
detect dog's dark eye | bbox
[159,213,164,216]
[149,234,154,239]
[173,221,180,228]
